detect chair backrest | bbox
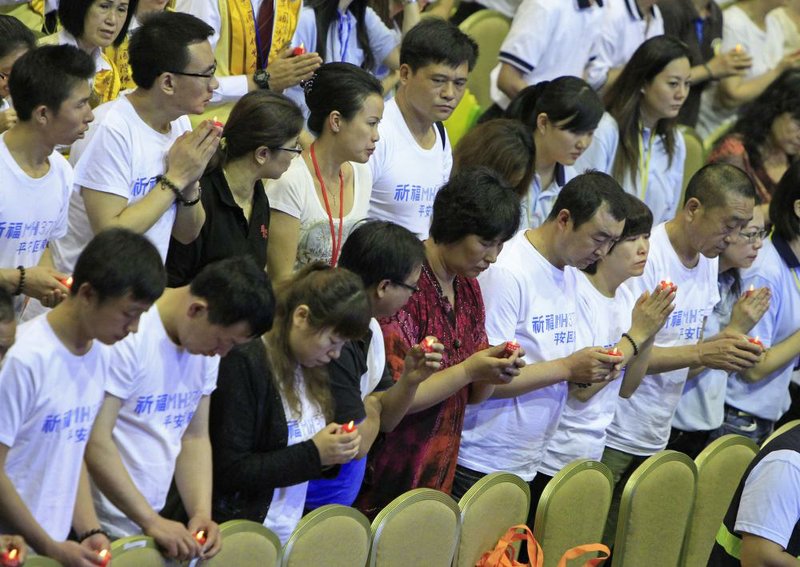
[680,434,758,567]
[444,89,483,148]
[203,519,281,567]
[281,504,371,567]
[761,419,800,449]
[109,535,166,567]
[459,10,511,109]
[612,450,697,567]
[454,472,531,567]
[368,487,461,567]
[23,556,63,566]
[533,459,614,567]
[679,125,705,197]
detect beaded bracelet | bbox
[13,266,25,296]
[621,332,639,357]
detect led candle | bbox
[745,284,755,297]
[211,116,224,128]
[604,347,622,356]
[195,530,207,546]
[659,278,677,292]
[292,43,306,56]
[342,420,357,434]
[1,548,19,567]
[748,336,764,348]
[97,549,111,567]
[61,275,73,289]
[503,339,520,357]
[420,336,437,353]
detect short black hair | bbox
[129,11,214,89]
[0,287,13,323]
[339,220,425,289]
[505,76,603,134]
[58,0,139,48]
[9,45,95,121]
[400,17,478,72]
[189,257,275,338]
[771,161,800,241]
[619,193,654,240]
[430,166,520,245]
[305,62,383,137]
[684,163,756,210]
[0,15,36,59]
[72,228,166,303]
[546,171,628,229]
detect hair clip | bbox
[302,74,317,96]
[219,137,228,151]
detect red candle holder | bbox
[61,275,73,289]
[211,116,224,129]
[745,284,755,297]
[503,339,520,357]
[292,43,306,56]
[420,336,437,353]
[341,420,357,434]
[748,336,764,349]
[195,530,207,546]
[603,347,622,357]
[97,549,111,567]
[1,547,19,567]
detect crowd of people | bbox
[0,0,799,565]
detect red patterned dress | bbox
[355,262,489,518]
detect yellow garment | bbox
[0,2,45,37]
[268,0,301,63]
[106,36,135,91]
[228,0,258,75]
[92,53,122,106]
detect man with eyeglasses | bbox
[600,163,763,545]
[23,12,221,323]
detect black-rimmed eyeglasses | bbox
[391,280,419,293]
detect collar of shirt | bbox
[772,232,800,270]
[554,162,566,187]
[577,0,603,9]
[624,0,654,20]
[217,170,266,211]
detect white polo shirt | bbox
[479,0,523,18]
[696,5,785,138]
[520,164,576,229]
[585,0,664,90]
[457,230,578,481]
[575,112,686,224]
[605,222,719,456]
[725,236,800,421]
[490,0,604,109]
[539,269,635,476]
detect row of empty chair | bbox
[26,425,800,567]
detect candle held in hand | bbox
[292,43,306,56]
[61,275,73,289]
[503,339,519,357]
[1,548,19,567]
[748,336,764,349]
[342,420,357,434]
[195,530,207,545]
[420,336,437,353]
[98,549,111,567]
[659,278,677,293]
[211,116,224,129]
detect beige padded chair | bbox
[281,504,371,567]
[458,10,511,109]
[368,487,461,567]
[533,459,613,567]
[611,450,697,567]
[23,556,63,566]
[454,472,530,567]
[761,419,800,449]
[202,519,281,567]
[679,125,705,197]
[109,535,167,567]
[680,434,758,567]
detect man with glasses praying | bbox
[26,12,220,320]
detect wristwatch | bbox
[253,68,270,90]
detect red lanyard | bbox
[310,143,344,266]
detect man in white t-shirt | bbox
[601,163,761,544]
[85,257,275,562]
[368,18,478,239]
[47,11,222,281]
[0,228,165,567]
[453,171,628,533]
[0,45,94,314]
[490,0,604,111]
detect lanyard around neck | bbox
[310,143,345,266]
[638,125,655,201]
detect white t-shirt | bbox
[770,7,800,55]
[285,7,399,118]
[726,238,800,421]
[520,164,576,229]
[362,318,386,399]
[585,0,664,90]
[92,307,219,537]
[367,97,452,239]
[605,222,719,456]
[0,133,71,315]
[696,5,785,138]
[0,315,109,542]
[266,157,372,270]
[490,0,604,109]
[458,230,578,481]
[575,112,686,224]
[52,95,190,272]
[672,274,736,431]
[264,368,326,543]
[735,450,800,548]
[539,269,635,476]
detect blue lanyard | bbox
[336,10,352,62]
[693,17,704,45]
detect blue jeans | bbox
[708,405,774,445]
